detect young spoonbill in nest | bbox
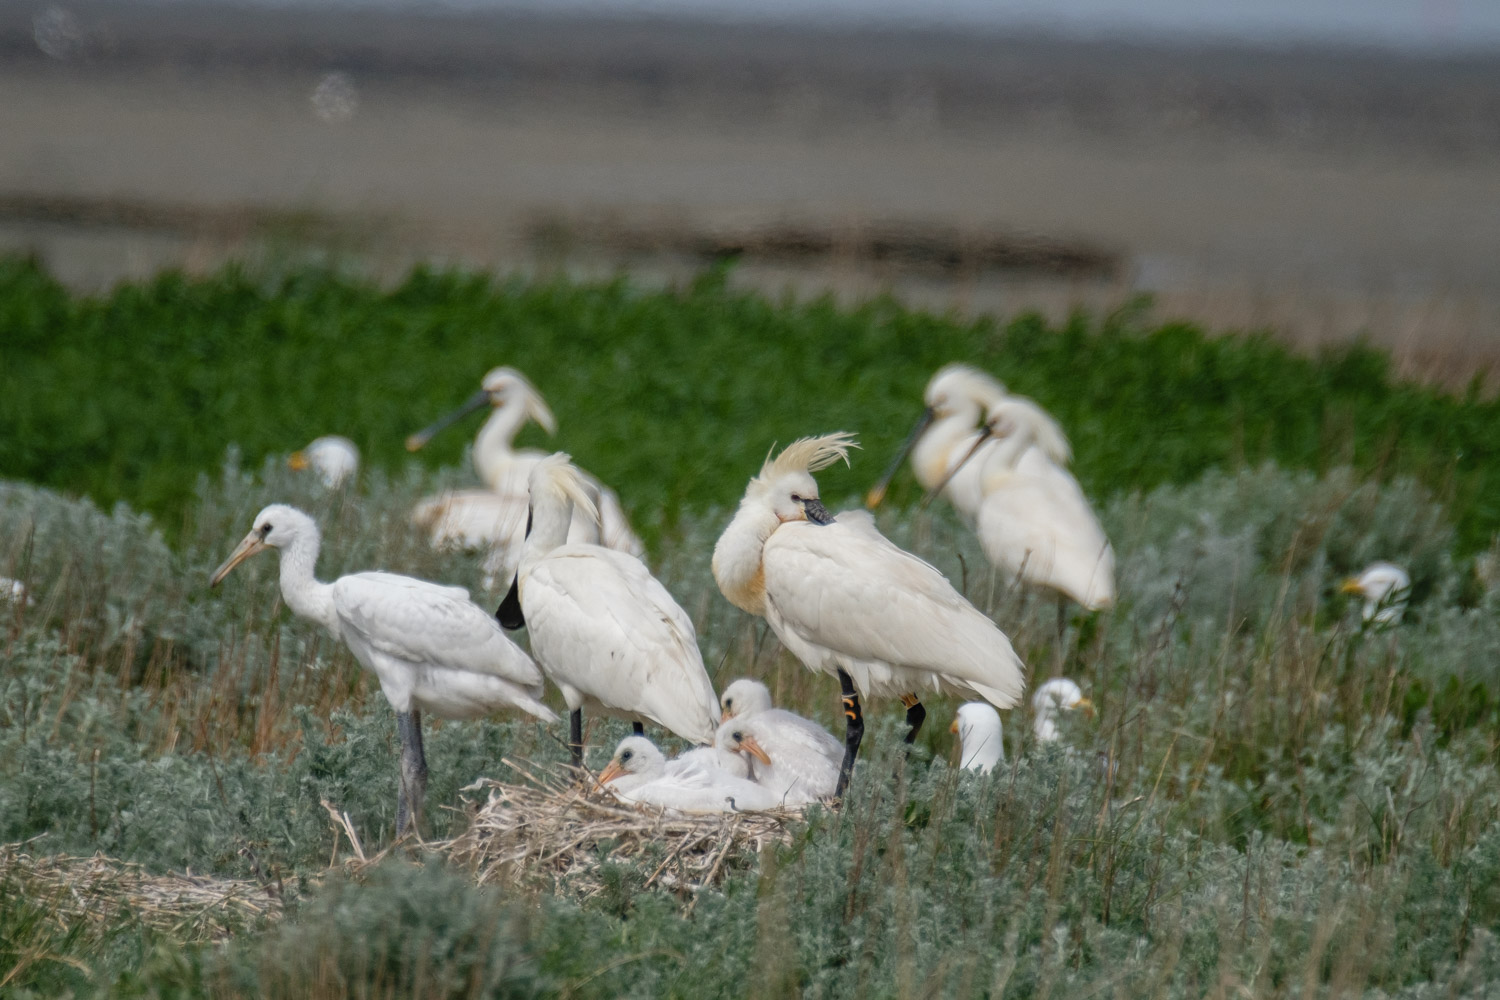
[928,395,1115,611]
[407,367,643,588]
[499,454,720,767]
[1340,561,1410,627]
[712,433,1026,797]
[716,679,842,805]
[597,736,782,814]
[209,504,556,837]
[951,703,1004,773]
[288,435,359,489]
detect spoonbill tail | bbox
[209,504,555,837]
[713,433,1026,796]
[500,454,719,767]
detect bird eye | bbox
[724,698,733,708]
[732,731,743,741]
[621,751,633,761]
[260,523,273,535]
[790,493,803,502]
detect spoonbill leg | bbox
[835,669,864,798]
[395,710,428,837]
[900,693,927,744]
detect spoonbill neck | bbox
[275,531,338,634]
[520,490,575,571]
[712,500,781,616]
[984,424,1035,474]
[472,398,532,489]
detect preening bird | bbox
[1341,562,1410,626]
[1032,678,1094,743]
[931,396,1115,611]
[597,736,782,814]
[951,703,1004,773]
[501,454,720,767]
[288,435,359,489]
[407,367,643,588]
[712,433,1026,796]
[209,504,556,836]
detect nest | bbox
[0,840,289,941]
[441,761,803,899]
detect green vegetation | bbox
[3,258,1500,996]
[2,255,1496,550]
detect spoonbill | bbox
[1341,562,1410,626]
[1032,678,1094,743]
[501,454,719,767]
[407,368,642,589]
[209,504,556,836]
[930,396,1115,611]
[288,435,359,489]
[716,715,840,805]
[712,433,1026,796]
[597,735,782,814]
[951,702,1004,773]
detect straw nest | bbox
[441,760,804,899]
[0,840,290,941]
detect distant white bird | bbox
[504,454,720,767]
[407,367,643,589]
[713,433,1026,796]
[209,504,556,836]
[1341,562,1410,626]
[1032,678,1094,743]
[951,702,1004,773]
[933,396,1115,610]
[597,736,782,814]
[288,435,359,489]
[0,577,32,607]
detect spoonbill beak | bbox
[948,719,959,734]
[865,407,934,509]
[288,450,310,471]
[597,760,627,787]
[1073,697,1096,718]
[210,531,269,587]
[920,423,994,511]
[406,390,491,452]
[720,709,733,723]
[737,734,774,767]
[1339,577,1365,595]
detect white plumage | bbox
[512,454,720,764]
[209,503,555,835]
[1341,561,1410,626]
[1032,678,1094,743]
[713,433,1026,793]
[716,715,840,806]
[597,736,782,814]
[408,367,643,589]
[289,435,359,489]
[952,702,1004,773]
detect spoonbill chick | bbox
[931,396,1114,611]
[407,368,643,588]
[288,435,359,489]
[1032,678,1094,743]
[713,433,1026,797]
[1341,562,1410,626]
[951,703,1004,773]
[716,715,840,805]
[502,454,719,767]
[210,504,556,837]
[598,736,782,814]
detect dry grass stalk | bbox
[0,840,289,940]
[441,760,802,899]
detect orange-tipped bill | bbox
[920,424,993,511]
[865,407,934,509]
[406,390,490,452]
[288,450,310,471]
[737,733,774,767]
[210,531,268,587]
[949,719,959,734]
[597,760,627,788]
[1073,697,1096,718]
[1339,577,1365,596]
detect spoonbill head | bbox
[1032,678,1094,743]
[597,735,667,789]
[289,435,359,489]
[951,702,1004,773]
[866,363,1006,509]
[720,678,775,721]
[1341,561,1410,625]
[406,366,556,454]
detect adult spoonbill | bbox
[951,703,1004,773]
[407,367,643,587]
[501,454,719,767]
[288,435,359,489]
[209,504,556,836]
[598,736,781,814]
[712,433,1026,796]
[929,396,1115,611]
[1032,678,1094,743]
[1341,562,1410,626]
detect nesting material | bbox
[0,841,289,940]
[443,762,802,898]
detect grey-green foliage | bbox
[5,456,1500,997]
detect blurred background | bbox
[3,0,1499,389]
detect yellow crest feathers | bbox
[757,432,859,483]
[533,452,601,526]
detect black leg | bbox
[570,708,584,769]
[901,695,926,744]
[835,669,864,798]
[631,721,645,736]
[395,709,428,838]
